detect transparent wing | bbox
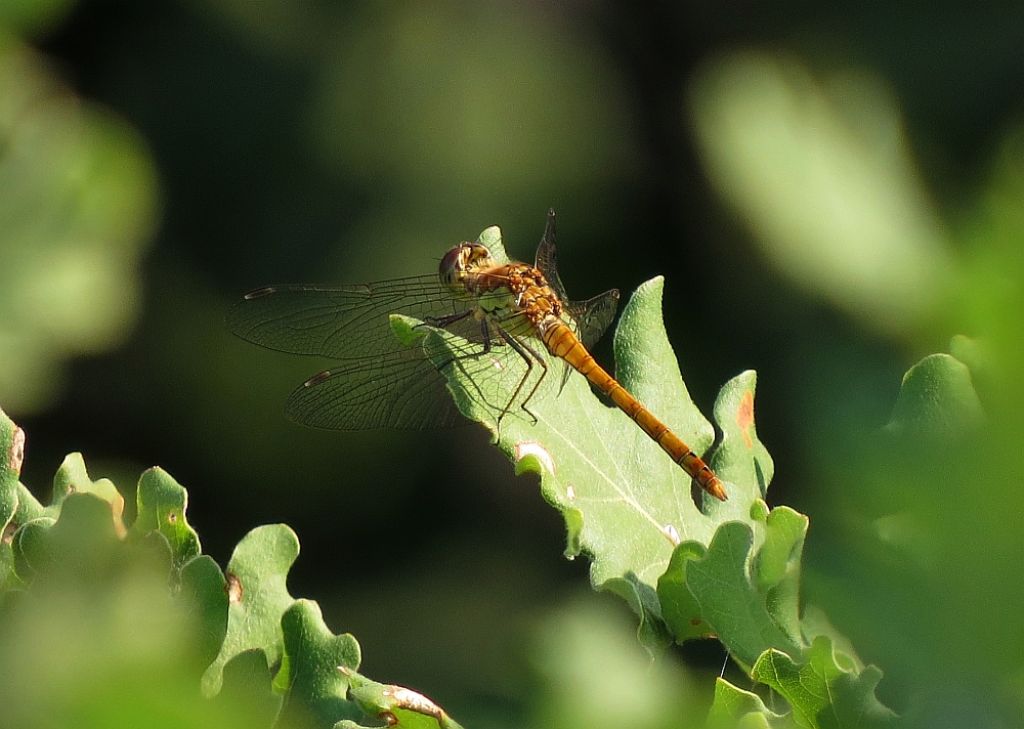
[285,311,549,431]
[534,208,620,349]
[534,208,570,306]
[286,346,463,430]
[227,275,502,360]
[566,289,620,350]
[229,273,514,430]
[230,210,614,431]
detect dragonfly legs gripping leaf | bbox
[495,324,548,429]
[422,308,552,435]
[418,309,475,330]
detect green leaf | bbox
[755,507,807,646]
[12,481,45,524]
[12,492,124,582]
[708,370,774,503]
[0,407,24,527]
[658,520,804,669]
[421,230,812,662]
[343,670,463,729]
[277,599,363,728]
[752,637,898,729]
[708,678,799,729]
[48,453,126,531]
[0,407,24,588]
[424,262,729,637]
[202,524,299,695]
[215,649,283,728]
[654,366,808,669]
[179,554,230,668]
[128,466,201,567]
[884,353,984,440]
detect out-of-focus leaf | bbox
[707,678,798,729]
[179,554,230,669]
[806,338,1017,724]
[690,52,950,336]
[0,0,75,37]
[0,405,23,528]
[0,38,156,413]
[181,0,332,58]
[12,493,124,582]
[48,453,125,534]
[215,649,282,728]
[313,3,634,198]
[529,599,699,729]
[884,353,984,440]
[752,637,898,729]
[0,511,275,729]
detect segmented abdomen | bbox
[540,320,727,501]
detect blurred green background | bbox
[2,1,1022,727]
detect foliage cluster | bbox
[2,237,992,725]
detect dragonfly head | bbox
[439,242,493,289]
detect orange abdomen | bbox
[541,321,727,501]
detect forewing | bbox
[533,209,620,348]
[227,275,478,359]
[534,208,570,306]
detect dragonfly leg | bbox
[433,318,499,425]
[496,327,548,427]
[418,309,474,329]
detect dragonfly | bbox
[228,210,727,501]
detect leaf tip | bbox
[477,225,502,247]
[388,314,428,346]
[561,506,583,559]
[513,441,555,476]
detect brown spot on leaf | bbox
[736,390,755,449]
[7,427,25,475]
[690,617,703,626]
[166,510,178,524]
[226,572,244,604]
[2,521,17,545]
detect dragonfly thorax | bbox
[503,263,562,330]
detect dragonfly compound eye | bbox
[438,244,468,286]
